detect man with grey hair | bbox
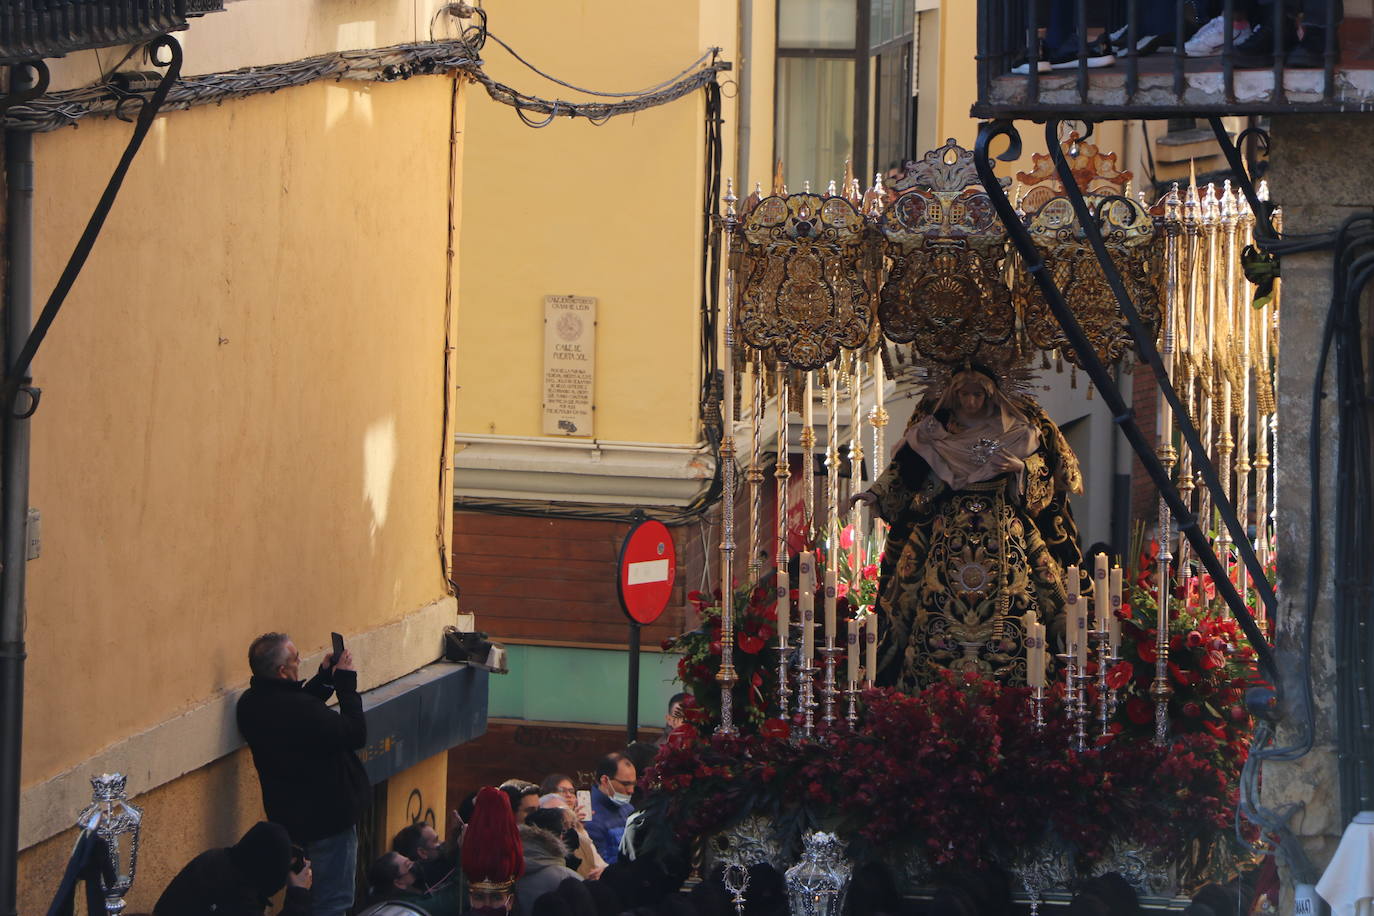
[237,632,368,916]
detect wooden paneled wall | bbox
[452,511,699,647]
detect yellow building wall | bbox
[384,752,451,845]
[23,75,457,796]
[456,0,739,447]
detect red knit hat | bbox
[461,786,525,893]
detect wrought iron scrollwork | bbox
[971,118,1278,691]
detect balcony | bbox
[974,0,1374,118]
[0,0,223,65]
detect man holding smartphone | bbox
[238,632,369,916]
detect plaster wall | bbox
[384,751,451,846]
[455,0,742,447]
[16,66,461,867]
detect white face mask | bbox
[609,790,632,806]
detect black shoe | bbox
[1047,33,1117,69]
[1107,26,1171,57]
[1231,22,1293,68]
[1286,27,1338,68]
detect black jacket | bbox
[153,822,311,916]
[236,668,370,843]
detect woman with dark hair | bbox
[856,366,1085,690]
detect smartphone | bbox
[576,789,592,821]
[290,845,306,874]
[331,631,345,661]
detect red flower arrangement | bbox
[660,583,780,732]
[641,674,1257,886]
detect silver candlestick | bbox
[819,643,841,728]
[1030,686,1046,730]
[844,681,860,728]
[775,630,793,719]
[797,659,817,740]
[1093,627,1113,739]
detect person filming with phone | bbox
[237,632,368,916]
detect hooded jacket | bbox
[236,667,369,843]
[515,826,581,916]
[153,821,310,915]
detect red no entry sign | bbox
[617,518,676,625]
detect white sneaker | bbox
[1185,15,1251,56]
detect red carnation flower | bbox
[1106,661,1133,690]
[760,718,790,740]
[738,633,766,654]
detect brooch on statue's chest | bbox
[970,437,1003,466]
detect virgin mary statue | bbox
[856,366,1085,690]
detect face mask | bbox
[610,791,632,805]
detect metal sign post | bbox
[616,510,676,745]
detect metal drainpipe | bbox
[0,64,36,916]
[735,0,752,195]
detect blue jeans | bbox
[306,825,358,916]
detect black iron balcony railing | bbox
[975,0,1364,117]
[0,0,222,65]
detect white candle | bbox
[1094,553,1109,636]
[1067,563,1086,670]
[1036,623,1047,689]
[865,612,878,681]
[776,568,790,643]
[1021,610,1041,688]
[824,567,837,646]
[799,551,815,662]
[1109,566,1123,655]
[847,616,861,683]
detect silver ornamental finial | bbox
[77,773,144,915]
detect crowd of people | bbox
[140,635,1259,915]
[145,630,687,916]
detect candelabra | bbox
[774,366,792,718]
[1030,686,1046,730]
[1093,624,1119,740]
[819,643,840,727]
[1072,667,1090,753]
[716,180,740,736]
[797,659,818,739]
[844,681,859,728]
[775,630,793,720]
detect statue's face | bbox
[956,384,987,415]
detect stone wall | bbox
[1262,114,1374,911]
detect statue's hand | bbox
[849,490,881,520]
